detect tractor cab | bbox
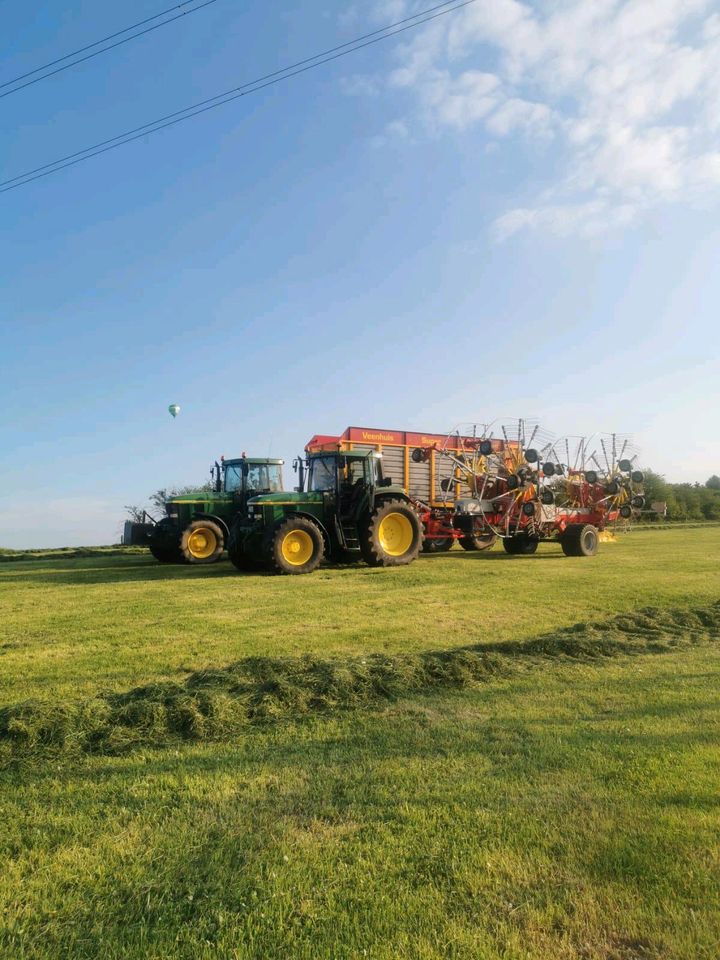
[305,450,386,516]
[220,457,284,498]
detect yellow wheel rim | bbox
[187,527,218,559]
[378,512,414,557]
[281,530,314,566]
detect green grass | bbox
[1,527,719,958]
[2,527,719,705]
[0,544,145,563]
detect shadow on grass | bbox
[0,547,571,587]
[0,557,242,586]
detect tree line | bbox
[642,473,720,522]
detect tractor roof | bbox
[308,450,380,460]
[223,458,284,466]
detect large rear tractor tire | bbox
[360,499,423,567]
[180,520,225,564]
[264,516,325,575]
[148,522,183,563]
[560,524,599,557]
[503,535,539,555]
[149,540,183,563]
[422,537,454,553]
[459,533,497,552]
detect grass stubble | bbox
[0,528,719,959]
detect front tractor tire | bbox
[180,520,225,565]
[264,517,325,575]
[360,499,423,568]
[560,524,599,557]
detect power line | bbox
[0,0,221,100]
[1,0,478,195]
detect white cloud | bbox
[369,0,720,235]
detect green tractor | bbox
[123,457,284,564]
[227,449,423,574]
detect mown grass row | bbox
[0,544,146,563]
[2,601,717,760]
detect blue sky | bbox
[2,0,720,548]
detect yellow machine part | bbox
[281,530,314,566]
[378,512,414,557]
[187,527,218,559]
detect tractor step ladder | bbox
[337,518,360,551]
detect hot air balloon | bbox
[168,404,181,419]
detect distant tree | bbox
[639,469,667,505]
[124,481,213,523]
[149,483,212,514]
[706,475,720,490]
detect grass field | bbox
[1,528,719,959]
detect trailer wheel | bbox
[360,499,422,567]
[264,517,324,575]
[180,520,225,564]
[560,524,599,557]
[422,537,454,553]
[459,533,497,552]
[503,535,538,555]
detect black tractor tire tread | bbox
[264,516,325,575]
[180,519,225,565]
[148,522,183,564]
[149,540,183,564]
[360,499,423,568]
[560,524,599,557]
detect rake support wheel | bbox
[560,524,599,557]
[422,537,454,553]
[503,535,538,555]
[459,533,497,552]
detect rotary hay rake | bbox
[415,420,646,557]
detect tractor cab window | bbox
[224,464,243,493]
[343,459,366,484]
[246,463,282,493]
[365,455,382,486]
[224,463,283,494]
[308,456,338,492]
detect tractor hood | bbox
[167,491,230,504]
[247,491,325,507]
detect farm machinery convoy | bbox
[123,421,646,575]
